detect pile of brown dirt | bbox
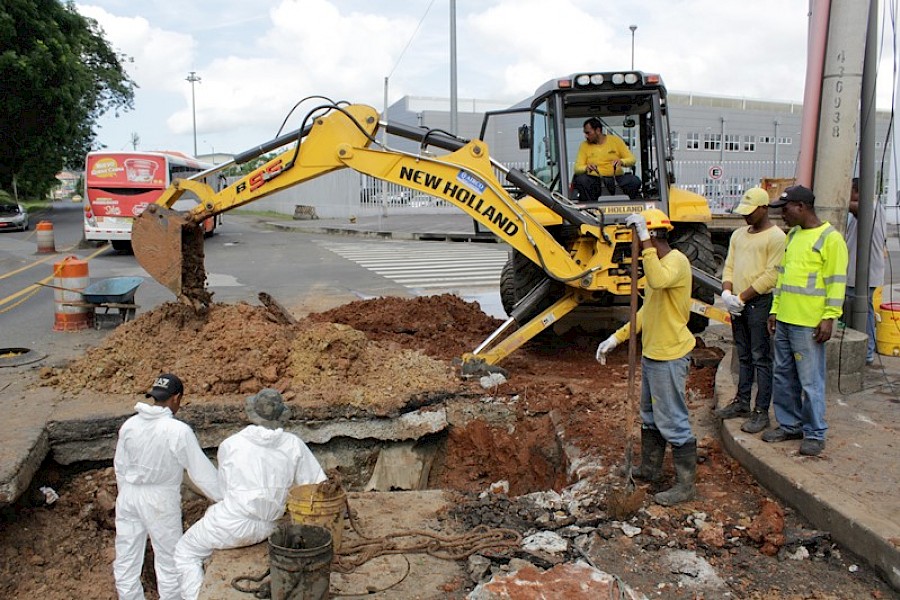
[287,321,457,412]
[308,293,503,360]
[42,298,472,415]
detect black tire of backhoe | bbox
[669,223,717,334]
[499,249,561,321]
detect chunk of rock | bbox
[467,562,646,600]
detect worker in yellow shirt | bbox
[595,208,697,506]
[715,187,786,434]
[763,185,848,457]
[572,117,641,200]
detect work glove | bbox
[595,334,620,365]
[721,290,745,316]
[625,213,650,241]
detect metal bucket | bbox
[269,524,333,600]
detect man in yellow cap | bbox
[595,208,697,506]
[715,188,786,434]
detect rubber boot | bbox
[633,427,666,482]
[654,440,697,506]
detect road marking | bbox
[0,245,111,311]
[319,240,508,290]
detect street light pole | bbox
[629,25,637,70]
[186,71,201,156]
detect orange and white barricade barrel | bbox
[36,221,56,254]
[52,257,93,331]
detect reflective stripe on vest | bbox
[779,225,840,296]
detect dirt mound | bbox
[43,302,296,396]
[42,297,472,415]
[287,321,458,413]
[309,293,503,360]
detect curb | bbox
[267,222,500,243]
[714,348,900,591]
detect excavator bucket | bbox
[132,205,212,307]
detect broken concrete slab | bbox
[0,380,55,505]
[200,490,467,599]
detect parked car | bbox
[0,202,28,231]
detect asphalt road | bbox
[0,203,506,363]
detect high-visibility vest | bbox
[771,222,848,327]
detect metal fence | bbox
[356,160,798,215]
[245,160,800,218]
[673,160,798,214]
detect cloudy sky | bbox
[77,0,898,157]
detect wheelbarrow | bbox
[38,276,144,329]
[81,277,144,328]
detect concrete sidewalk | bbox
[715,349,900,590]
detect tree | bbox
[0,0,135,198]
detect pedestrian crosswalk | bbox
[318,240,508,290]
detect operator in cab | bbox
[572,117,641,201]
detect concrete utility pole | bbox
[186,71,201,157]
[810,0,869,233]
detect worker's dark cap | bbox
[146,373,184,402]
[769,185,815,208]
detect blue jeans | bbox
[771,321,828,441]
[731,294,773,411]
[639,356,694,447]
[845,286,876,362]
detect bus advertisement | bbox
[83,150,222,251]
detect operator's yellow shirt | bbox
[722,225,786,295]
[574,136,636,177]
[613,247,696,361]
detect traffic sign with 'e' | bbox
[708,165,724,180]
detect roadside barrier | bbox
[52,257,92,331]
[36,221,56,254]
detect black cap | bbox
[770,185,815,208]
[146,373,184,402]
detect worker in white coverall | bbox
[113,373,222,600]
[175,388,327,600]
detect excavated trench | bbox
[35,296,575,495]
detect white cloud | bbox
[78,4,196,90]
[77,0,898,155]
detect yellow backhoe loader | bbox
[132,71,728,377]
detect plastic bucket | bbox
[269,524,333,600]
[287,483,347,552]
[875,302,900,357]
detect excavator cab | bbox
[480,72,717,333]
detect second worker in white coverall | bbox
[175,388,327,600]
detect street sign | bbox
[708,165,724,180]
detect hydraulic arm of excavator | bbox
[132,103,727,376]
